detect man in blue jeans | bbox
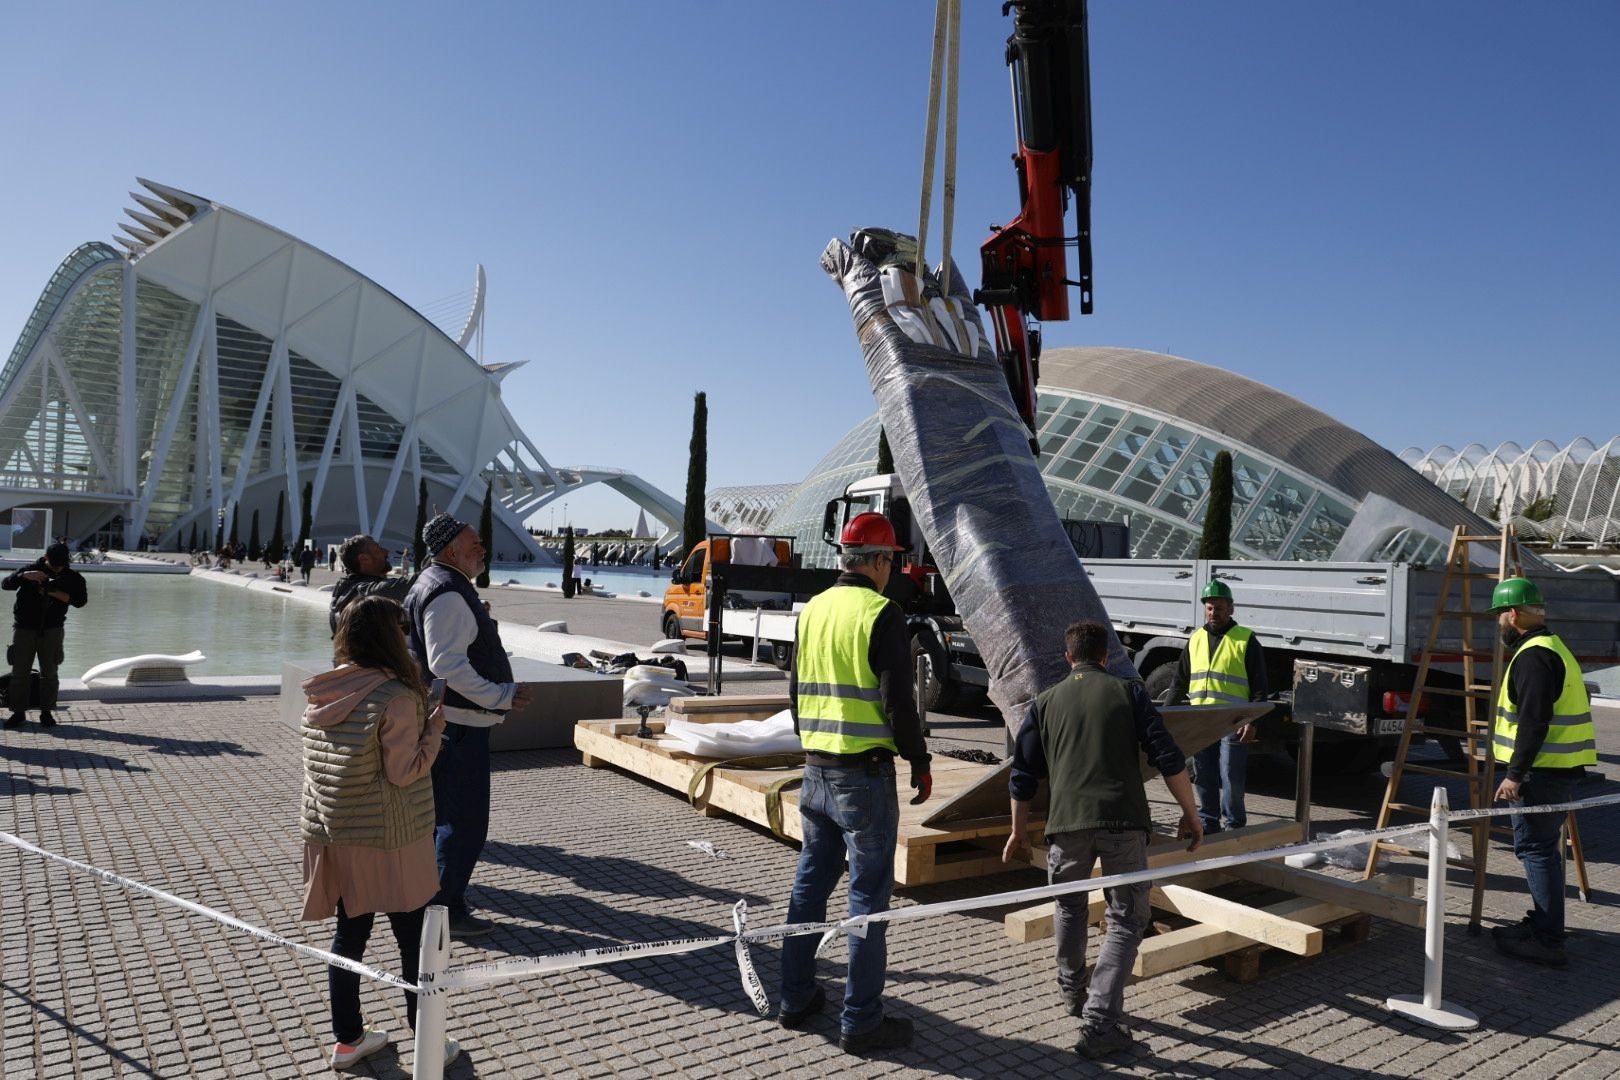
[1172,580,1268,833]
[405,513,531,940]
[778,513,930,1056]
[1488,577,1596,968]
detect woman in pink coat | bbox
[301,596,459,1071]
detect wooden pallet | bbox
[1002,832,1419,983]
[574,713,1046,887]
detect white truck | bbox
[822,472,1620,771]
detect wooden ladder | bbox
[1363,525,1521,931]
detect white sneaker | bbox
[444,1037,463,1068]
[331,1028,389,1070]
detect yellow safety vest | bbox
[1494,634,1597,768]
[795,585,898,756]
[1187,624,1254,705]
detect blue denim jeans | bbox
[1193,730,1248,832]
[779,761,899,1037]
[1510,770,1578,945]
[431,722,491,919]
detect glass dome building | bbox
[770,346,1492,567]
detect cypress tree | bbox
[295,481,313,555]
[1198,451,1234,560]
[561,526,576,599]
[228,509,239,549]
[414,478,429,569]
[876,426,894,475]
[188,521,198,553]
[681,391,707,560]
[268,491,286,562]
[248,510,261,561]
[476,486,494,588]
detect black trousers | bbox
[328,899,425,1044]
[9,625,64,716]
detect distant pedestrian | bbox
[300,544,317,585]
[1005,619,1202,1060]
[3,543,87,729]
[301,595,460,1071]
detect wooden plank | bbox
[1227,862,1424,927]
[1133,897,1357,977]
[1156,884,1324,956]
[1002,821,1303,944]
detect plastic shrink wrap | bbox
[821,228,1136,734]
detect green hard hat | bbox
[1488,576,1543,613]
[1201,580,1233,601]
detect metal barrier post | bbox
[1385,786,1478,1030]
[413,905,450,1079]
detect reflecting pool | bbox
[56,574,332,678]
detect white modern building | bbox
[0,180,689,556]
[1401,438,1620,550]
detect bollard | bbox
[414,905,451,1079]
[1385,786,1479,1030]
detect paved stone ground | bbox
[2,688,1618,1079]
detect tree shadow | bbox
[53,720,260,759]
[0,742,148,774]
[0,769,81,795]
[481,839,766,905]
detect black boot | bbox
[3,714,23,729]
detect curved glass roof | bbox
[770,347,1486,567]
[1402,437,1620,547]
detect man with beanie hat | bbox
[3,543,88,729]
[405,513,532,938]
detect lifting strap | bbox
[917,0,962,284]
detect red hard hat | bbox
[840,512,904,551]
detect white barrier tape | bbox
[1445,788,1620,823]
[732,900,770,1016]
[0,830,417,992]
[839,822,1432,935]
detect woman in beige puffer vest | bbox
[301,595,457,1071]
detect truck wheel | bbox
[911,630,959,713]
[771,641,793,671]
[1143,661,1178,704]
[661,611,683,641]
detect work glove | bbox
[909,764,932,805]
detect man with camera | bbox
[3,542,88,729]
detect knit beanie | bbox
[422,513,469,559]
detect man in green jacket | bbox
[1005,620,1202,1061]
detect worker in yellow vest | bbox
[778,512,930,1055]
[1173,580,1268,833]
[1489,576,1596,968]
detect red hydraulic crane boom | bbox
[975,0,1093,441]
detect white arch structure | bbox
[1400,436,1620,547]
[0,180,690,556]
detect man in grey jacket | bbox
[405,513,531,939]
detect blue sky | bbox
[3,2,1616,533]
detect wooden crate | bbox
[574,715,1045,887]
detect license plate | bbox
[1375,716,1407,735]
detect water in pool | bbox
[54,574,333,678]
